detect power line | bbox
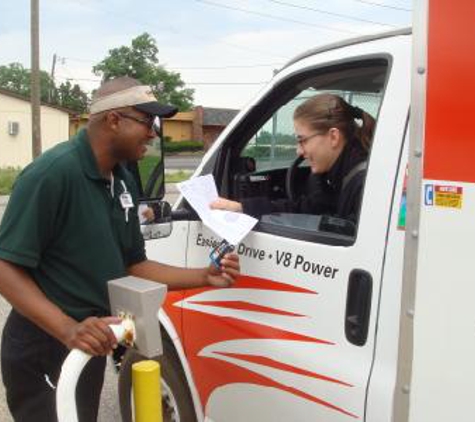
[187,81,269,85]
[103,9,289,59]
[195,0,361,34]
[267,0,396,27]
[353,0,412,12]
[168,63,283,70]
[56,75,269,85]
[60,56,283,70]
[56,75,100,83]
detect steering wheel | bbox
[285,155,305,203]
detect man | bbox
[0,76,240,422]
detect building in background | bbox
[0,88,72,168]
[69,106,239,150]
[192,106,239,150]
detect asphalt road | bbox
[164,154,203,170]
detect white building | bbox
[0,88,71,168]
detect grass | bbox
[163,140,203,153]
[165,170,192,183]
[0,160,191,196]
[0,167,21,195]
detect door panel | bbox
[175,38,410,421]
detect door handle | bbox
[345,269,373,346]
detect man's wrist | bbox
[55,316,77,346]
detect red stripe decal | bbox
[185,308,334,345]
[189,300,306,317]
[267,379,358,419]
[215,352,353,387]
[181,310,352,418]
[205,354,358,419]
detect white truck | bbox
[128,1,475,421]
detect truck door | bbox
[176,41,410,421]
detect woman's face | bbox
[294,119,343,174]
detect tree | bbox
[0,62,89,113]
[0,62,55,102]
[56,81,89,114]
[93,33,194,111]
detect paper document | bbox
[178,175,258,245]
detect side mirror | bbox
[138,199,172,240]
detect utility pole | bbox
[31,0,42,159]
[49,53,57,103]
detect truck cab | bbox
[139,28,411,422]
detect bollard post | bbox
[132,360,163,422]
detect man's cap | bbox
[90,85,178,118]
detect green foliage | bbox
[137,155,160,189]
[163,140,203,153]
[0,167,21,195]
[137,157,190,190]
[165,171,192,183]
[244,131,297,160]
[93,33,194,111]
[0,62,89,113]
[244,145,297,161]
[256,130,295,145]
[0,63,53,101]
[56,81,89,113]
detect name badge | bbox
[120,192,134,209]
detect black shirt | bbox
[242,138,368,223]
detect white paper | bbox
[177,175,258,245]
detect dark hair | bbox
[293,93,376,150]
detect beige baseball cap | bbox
[90,85,177,118]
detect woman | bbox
[211,93,376,223]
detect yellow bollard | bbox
[132,360,163,422]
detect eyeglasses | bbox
[117,112,159,133]
[295,131,324,147]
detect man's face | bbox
[109,108,158,161]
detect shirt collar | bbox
[74,128,128,181]
[324,138,365,190]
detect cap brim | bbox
[134,102,178,118]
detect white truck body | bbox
[144,1,475,421]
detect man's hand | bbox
[205,252,241,287]
[62,316,122,356]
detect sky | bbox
[0,0,412,109]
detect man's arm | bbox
[0,259,119,356]
[128,253,240,289]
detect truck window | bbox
[226,60,389,245]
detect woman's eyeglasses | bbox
[295,131,324,146]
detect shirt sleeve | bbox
[0,169,63,268]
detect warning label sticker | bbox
[425,184,463,209]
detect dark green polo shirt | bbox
[0,129,146,321]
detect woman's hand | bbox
[210,197,243,213]
[205,253,240,288]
